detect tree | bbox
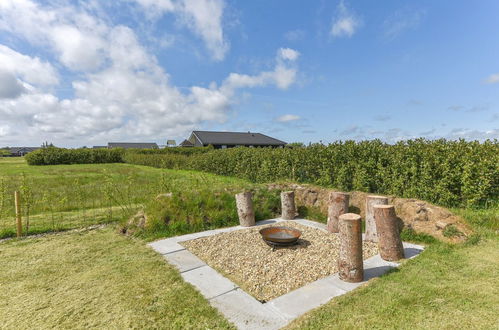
[0,149,10,156]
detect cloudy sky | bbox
[0,0,498,147]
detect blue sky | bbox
[0,0,498,147]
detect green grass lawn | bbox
[1,157,498,329]
[0,157,252,238]
[0,227,233,329]
[286,209,499,329]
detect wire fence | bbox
[0,172,167,239]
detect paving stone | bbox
[163,249,206,273]
[268,276,346,320]
[210,289,287,330]
[293,219,328,231]
[148,239,184,255]
[181,265,238,300]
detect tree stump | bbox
[338,213,363,282]
[235,192,255,227]
[327,192,350,233]
[280,191,296,220]
[364,195,389,242]
[374,205,405,261]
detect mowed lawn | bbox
[0,228,233,329]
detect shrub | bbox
[25,147,125,165]
[124,139,499,208]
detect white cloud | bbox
[485,73,499,84]
[284,29,305,41]
[0,45,59,87]
[276,114,301,122]
[223,48,300,91]
[278,48,300,61]
[131,0,228,60]
[330,1,361,38]
[0,1,300,146]
[383,8,425,40]
[0,70,26,99]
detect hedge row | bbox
[25,147,125,165]
[124,139,499,208]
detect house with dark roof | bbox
[182,131,286,149]
[5,147,40,156]
[108,142,158,149]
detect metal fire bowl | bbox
[259,226,302,245]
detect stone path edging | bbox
[148,218,424,330]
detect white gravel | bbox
[181,221,378,301]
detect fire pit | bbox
[259,226,302,247]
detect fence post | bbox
[14,191,22,237]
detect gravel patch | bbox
[181,221,378,302]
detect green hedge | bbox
[25,147,125,165]
[124,139,499,208]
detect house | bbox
[108,142,159,149]
[182,131,286,149]
[5,147,40,156]
[92,146,107,149]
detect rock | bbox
[123,209,148,235]
[435,221,450,230]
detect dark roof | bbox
[108,142,158,149]
[179,139,194,147]
[8,147,40,153]
[192,131,286,146]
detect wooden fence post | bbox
[15,191,23,237]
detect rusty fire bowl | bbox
[259,226,302,245]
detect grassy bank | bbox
[0,158,275,239]
[0,228,233,329]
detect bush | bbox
[25,147,125,165]
[124,139,499,208]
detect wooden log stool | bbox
[364,195,389,242]
[338,213,363,282]
[327,192,349,233]
[280,191,296,220]
[235,192,255,227]
[374,205,405,261]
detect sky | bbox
[0,0,498,147]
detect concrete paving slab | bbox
[181,265,238,300]
[293,219,328,231]
[268,275,346,320]
[210,289,287,330]
[163,249,206,273]
[255,218,282,226]
[148,239,185,255]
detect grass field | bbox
[0,157,253,238]
[0,228,233,329]
[1,157,497,329]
